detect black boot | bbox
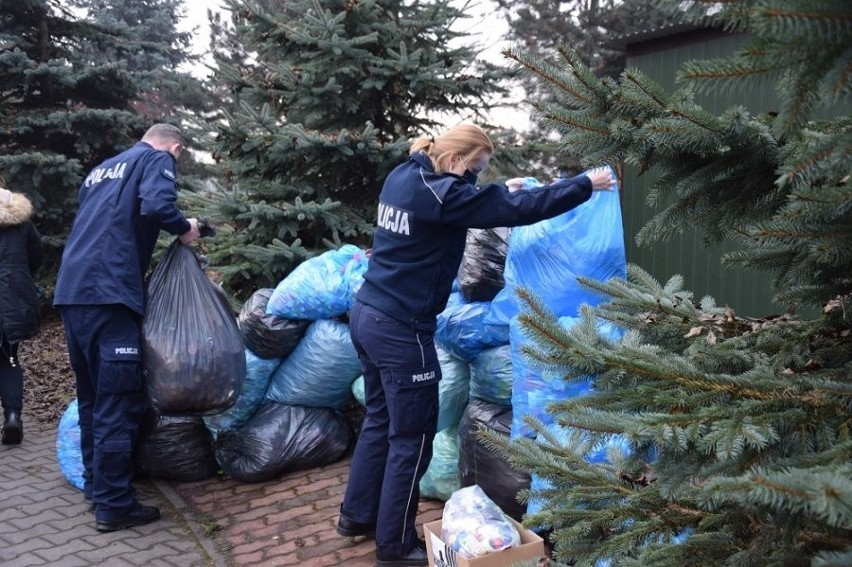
[376,538,429,567]
[336,513,376,538]
[2,411,22,445]
[95,504,161,532]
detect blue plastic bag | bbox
[469,344,513,406]
[487,166,626,325]
[436,346,471,432]
[266,244,368,319]
[204,348,283,437]
[419,426,461,501]
[265,319,361,409]
[436,292,509,362]
[351,375,366,406]
[56,399,84,491]
[510,315,623,439]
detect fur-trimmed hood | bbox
[0,188,35,228]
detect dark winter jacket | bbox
[53,142,192,316]
[0,190,44,344]
[356,151,593,331]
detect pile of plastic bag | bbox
[211,244,368,481]
[57,168,631,525]
[58,243,368,489]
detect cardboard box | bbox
[424,517,545,567]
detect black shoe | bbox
[95,504,160,532]
[336,514,376,538]
[376,538,428,567]
[1,412,22,445]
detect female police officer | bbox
[336,123,615,566]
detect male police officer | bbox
[54,123,200,532]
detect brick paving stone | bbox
[28,539,97,563]
[3,537,58,562]
[2,522,61,545]
[3,554,41,567]
[0,423,230,567]
[180,451,447,566]
[40,527,99,548]
[2,417,478,566]
[293,476,338,496]
[46,554,92,567]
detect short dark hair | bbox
[142,123,185,147]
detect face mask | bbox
[458,153,488,183]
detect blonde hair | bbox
[410,124,494,173]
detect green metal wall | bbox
[622,31,786,317]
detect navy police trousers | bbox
[60,304,147,521]
[341,301,440,558]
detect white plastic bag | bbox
[441,485,521,558]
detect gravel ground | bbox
[18,312,77,426]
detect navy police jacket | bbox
[54,142,191,315]
[356,151,593,332]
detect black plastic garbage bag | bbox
[458,227,509,302]
[134,409,218,481]
[458,398,531,521]
[214,402,351,482]
[237,288,310,359]
[143,240,246,414]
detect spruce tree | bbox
[0,0,148,278]
[496,0,671,80]
[187,0,509,299]
[493,0,675,176]
[484,0,852,565]
[68,0,213,178]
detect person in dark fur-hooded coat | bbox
[0,186,43,444]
